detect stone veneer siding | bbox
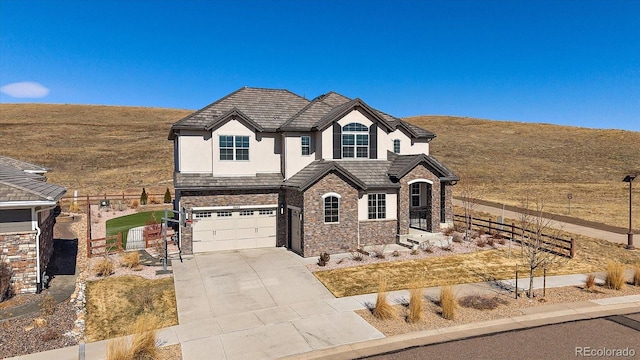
[358,219,397,246]
[282,189,304,252]
[398,164,442,235]
[442,183,454,225]
[0,211,55,294]
[302,172,359,257]
[178,190,281,254]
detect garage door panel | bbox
[236,238,258,249]
[256,236,276,247]
[256,215,276,227]
[235,227,256,240]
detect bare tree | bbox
[517,192,568,298]
[457,176,487,243]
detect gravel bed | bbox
[357,284,640,337]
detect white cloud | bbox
[0,81,50,98]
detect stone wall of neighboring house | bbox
[0,211,56,295]
[358,219,397,246]
[442,183,454,226]
[398,164,442,235]
[178,190,280,254]
[302,172,359,256]
[1,231,38,294]
[281,189,304,250]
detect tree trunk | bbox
[529,267,535,298]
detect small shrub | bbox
[350,251,364,261]
[371,245,387,259]
[410,248,419,255]
[148,195,160,205]
[130,199,139,209]
[420,241,434,253]
[476,237,488,248]
[452,233,463,243]
[477,228,486,236]
[584,274,596,290]
[442,227,455,236]
[40,294,57,316]
[132,292,155,314]
[42,328,60,342]
[392,250,400,257]
[459,294,508,310]
[492,232,504,239]
[407,287,423,323]
[140,188,148,205]
[487,237,495,247]
[633,263,640,287]
[605,262,626,290]
[497,237,507,245]
[68,202,81,213]
[107,314,160,360]
[373,277,396,320]
[317,252,330,266]
[0,258,14,302]
[440,286,457,320]
[94,258,114,277]
[163,188,172,204]
[121,252,141,269]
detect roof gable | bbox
[315,98,395,132]
[388,152,458,181]
[284,160,367,191]
[0,159,66,203]
[204,107,264,133]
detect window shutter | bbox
[369,123,378,159]
[333,123,342,159]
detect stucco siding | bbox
[284,132,315,179]
[178,130,213,173]
[388,129,429,155]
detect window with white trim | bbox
[393,139,400,154]
[217,211,232,217]
[219,135,249,161]
[368,193,386,219]
[411,183,421,207]
[301,135,311,156]
[258,209,274,215]
[324,196,339,223]
[239,210,254,216]
[194,211,212,219]
[342,123,368,158]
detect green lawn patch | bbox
[105,211,166,248]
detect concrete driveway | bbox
[170,247,384,360]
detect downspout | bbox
[35,204,57,293]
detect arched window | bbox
[342,123,368,158]
[322,193,340,223]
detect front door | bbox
[409,182,432,231]
[288,208,302,254]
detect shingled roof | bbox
[170,87,436,139]
[174,172,284,190]
[0,158,66,203]
[387,152,459,182]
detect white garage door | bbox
[191,208,277,253]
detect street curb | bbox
[281,301,640,360]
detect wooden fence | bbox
[61,192,174,213]
[88,233,123,258]
[453,214,575,258]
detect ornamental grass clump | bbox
[440,286,457,320]
[605,262,626,290]
[633,263,640,287]
[584,274,596,290]
[373,277,396,320]
[407,287,423,323]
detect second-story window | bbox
[342,123,368,158]
[301,135,310,156]
[219,135,249,161]
[393,139,401,154]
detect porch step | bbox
[397,238,415,250]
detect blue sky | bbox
[1,0,638,131]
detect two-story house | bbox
[169,87,458,257]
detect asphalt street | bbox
[364,312,640,360]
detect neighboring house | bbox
[0,156,66,294]
[169,87,458,257]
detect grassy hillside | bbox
[409,116,640,230]
[1,104,638,230]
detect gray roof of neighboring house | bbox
[174,172,284,190]
[170,87,436,139]
[0,156,49,173]
[0,159,67,203]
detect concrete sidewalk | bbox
[453,199,629,245]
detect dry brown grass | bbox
[408,115,640,230]
[93,258,115,277]
[372,277,396,320]
[407,287,423,323]
[85,276,177,342]
[106,314,160,360]
[634,263,640,287]
[605,262,626,290]
[440,286,457,320]
[0,104,191,194]
[120,252,141,269]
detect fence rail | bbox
[88,233,123,258]
[453,214,575,258]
